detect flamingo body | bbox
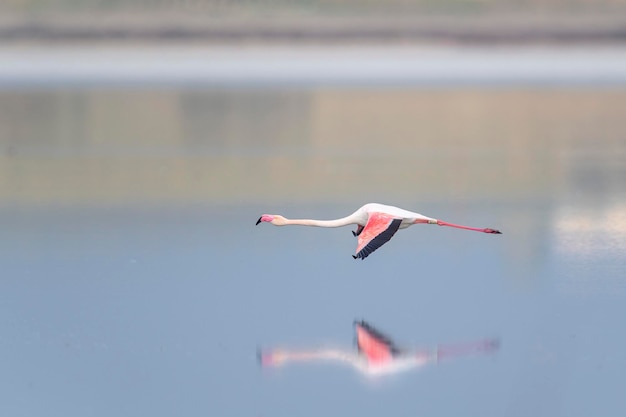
[256,203,501,260]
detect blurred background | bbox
[1,1,626,417]
[1,0,626,45]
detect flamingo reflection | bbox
[259,320,499,376]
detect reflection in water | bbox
[555,204,626,258]
[259,319,499,377]
[1,89,625,207]
[554,203,626,296]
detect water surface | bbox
[1,85,625,417]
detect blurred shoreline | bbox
[1,12,625,46]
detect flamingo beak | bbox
[256,215,275,225]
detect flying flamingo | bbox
[256,203,501,259]
[258,320,499,376]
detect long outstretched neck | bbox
[284,215,356,228]
[290,349,354,361]
[260,348,358,367]
[428,219,501,234]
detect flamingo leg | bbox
[436,220,501,234]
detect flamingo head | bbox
[256,214,287,226]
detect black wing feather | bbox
[354,218,402,260]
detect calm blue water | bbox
[1,75,625,416]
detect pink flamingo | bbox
[258,320,499,376]
[256,203,501,259]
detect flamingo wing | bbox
[354,320,400,365]
[353,213,402,260]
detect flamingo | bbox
[258,320,499,376]
[256,203,501,259]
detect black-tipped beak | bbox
[256,217,262,225]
